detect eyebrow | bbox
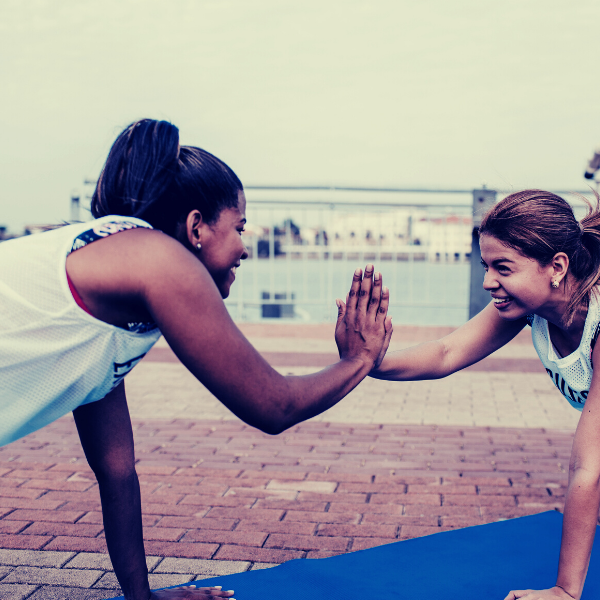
[240,218,247,224]
[481,257,515,266]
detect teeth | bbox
[231,266,237,274]
[493,297,510,304]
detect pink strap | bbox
[66,272,93,316]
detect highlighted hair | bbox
[479,189,600,326]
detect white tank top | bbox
[0,216,162,446]
[530,293,600,411]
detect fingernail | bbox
[335,299,341,308]
[354,267,361,276]
[365,263,373,271]
[383,286,388,294]
[374,272,380,281]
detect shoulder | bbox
[67,226,210,301]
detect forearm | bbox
[555,469,600,599]
[98,472,150,600]
[280,357,372,428]
[370,341,450,381]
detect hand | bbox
[150,585,235,599]
[503,586,576,600]
[335,265,392,370]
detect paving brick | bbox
[21,523,103,538]
[180,530,267,547]
[205,507,284,521]
[265,534,348,552]
[399,525,450,540]
[27,586,111,599]
[351,537,398,551]
[214,545,303,563]
[2,566,103,587]
[0,534,52,550]
[0,584,38,599]
[143,541,218,559]
[179,495,255,508]
[442,494,516,507]
[317,523,397,538]
[43,538,108,553]
[94,571,194,590]
[284,511,360,524]
[157,516,236,531]
[5,509,85,524]
[142,528,186,542]
[154,557,250,576]
[265,480,336,493]
[235,520,316,535]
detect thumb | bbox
[384,315,393,335]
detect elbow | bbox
[250,392,298,436]
[568,458,600,490]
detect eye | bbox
[238,227,246,235]
[480,260,488,272]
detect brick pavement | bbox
[0,324,581,599]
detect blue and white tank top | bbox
[530,293,600,411]
[0,216,162,446]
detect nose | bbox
[482,269,498,291]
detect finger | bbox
[373,316,393,369]
[376,284,389,323]
[356,264,374,316]
[345,267,363,323]
[335,298,346,327]
[367,271,382,316]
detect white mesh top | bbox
[530,293,600,411]
[0,216,162,446]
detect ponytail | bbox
[480,189,600,326]
[91,119,243,238]
[91,119,180,221]
[568,191,600,319]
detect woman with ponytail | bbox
[359,190,600,599]
[0,119,392,600]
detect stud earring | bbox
[551,280,559,289]
[196,243,201,250]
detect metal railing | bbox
[225,188,474,325]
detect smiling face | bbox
[196,190,248,298]
[479,234,560,321]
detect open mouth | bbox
[492,296,513,308]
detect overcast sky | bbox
[2,0,599,231]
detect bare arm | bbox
[73,382,150,600]
[503,346,600,600]
[370,301,527,380]
[66,230,390,435]
[74,383,237,600]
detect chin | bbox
[218,283,232,299]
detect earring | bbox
[196,243,201,250]
[551,280,559,289]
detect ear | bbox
[550,252,569,284]
[184,209,204,248]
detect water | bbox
[225,257,471,326]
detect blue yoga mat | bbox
[107,512,600,599]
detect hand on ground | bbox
[150,585,235,599]
[504,586,576,600]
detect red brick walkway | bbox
[0,418,572,563]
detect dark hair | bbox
[479,189,600,325]
[91,119,243,237]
